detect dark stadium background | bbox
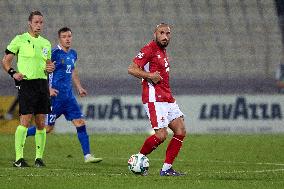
[0,0,283,96]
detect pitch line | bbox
[213,168,284,174]
[201,160,284,167]
[104,157,284,167]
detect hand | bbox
[78,87,87,97]
[46,61,55,73]
[13,72,24,81]
[49,87,59,97]
[149,71,163,84]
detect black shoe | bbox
[13,158,30,168]
[35,158,46,167]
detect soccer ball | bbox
[128,154,149,175]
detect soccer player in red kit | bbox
[128,23,186,176]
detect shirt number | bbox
[66,65,72,73]
[49,114,56,123]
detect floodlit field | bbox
[0,134,284,189]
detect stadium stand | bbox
[0,0,282,95]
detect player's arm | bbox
[128,62,162,84]
[45,59,55,73]
[72,68,87,97]
[49,87,59,97]
[2,52,24,81]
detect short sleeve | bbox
[6,35,21,54]
[71,49,77,67]
[133,45,153,67]
[51,49,58,63]
[73,50,78,62]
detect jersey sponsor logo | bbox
[42,48,48,56]
[136,52,144,59]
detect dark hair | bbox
[28,10,43,21]
[58,27,72,37]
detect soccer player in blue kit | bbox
[27,27,102,163]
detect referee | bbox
[1,11,54,167]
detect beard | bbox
[156,39,169,48]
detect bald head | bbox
[154,23,171,33]
[154,23,171,48]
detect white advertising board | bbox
[54,95,284,134]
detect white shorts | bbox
[143,101,184,129]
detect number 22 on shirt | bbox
[66,65,72,73]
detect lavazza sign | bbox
[55,95,284,134]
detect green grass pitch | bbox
[0,134,284,189]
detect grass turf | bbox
[0,134,284,189]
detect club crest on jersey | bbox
[157,54,161,59]
[42,48,48,56]
[61,59,64,64]
[136,52,144,59]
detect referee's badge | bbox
[42,48,48,56]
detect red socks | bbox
[140,134,185,165]
[164,135,185,164]
[140,134,162,155]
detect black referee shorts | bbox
[18,79,51,115]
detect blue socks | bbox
[27,124,91,156]
[26,126,36,136]
[76,125,90,155]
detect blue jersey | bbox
[46,45,83,125]
[49,45,77,99]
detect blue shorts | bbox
[45,96,83,126]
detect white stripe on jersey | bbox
[48,72,53,87]
[57,44,62,50]
[144,62,156,102]
[148,81,156,102]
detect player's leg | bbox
[27,113,57,136]
[34,114,47,167]
[26,125,36,136]
[13,114,32,167]
[160,102,186,176]
[27,125,54,136]
[66,97,102,163]
[72,119,90,155]
[72,118,102,163]
[33,80,52,167]
[139,102,168,156]
[14,80,36,167]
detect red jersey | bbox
[133,41,175,103]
